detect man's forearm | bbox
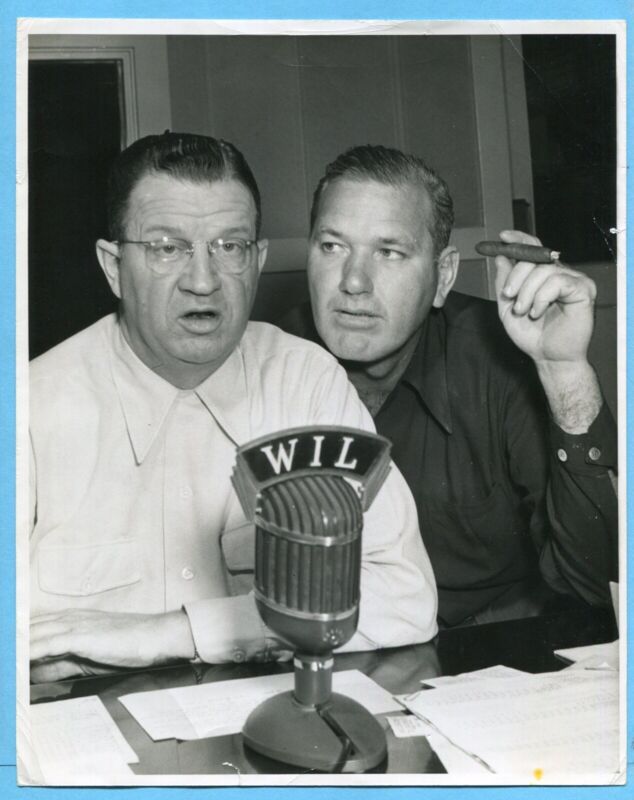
[30,608,197,672]
[535,360,603,434]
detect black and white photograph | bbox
[16,18,625,787]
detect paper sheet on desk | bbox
[403,670,621,781]
[386,714,433,738]
[428,734,492,775]
[421,664,525,688]
[120,668,401,742]
[389,665,522,777]
[386,712,499,776]
[24,696,138,785]
[396,666,527,774]
[555,640,619,671]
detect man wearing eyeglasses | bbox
[29,133,437,682]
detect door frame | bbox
[26,34,172,146]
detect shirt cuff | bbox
[549,401,617,475]
[184,594,278,665]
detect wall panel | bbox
[399,35,482,228]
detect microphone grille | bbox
[255,474,362,614]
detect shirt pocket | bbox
[37,538,141,597]
[422,482,530,583]
[220,522,255,596]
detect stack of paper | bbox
[402,668,622,782]
[420,664,526,688]
[22,696,138,785]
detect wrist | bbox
[534,359,602,434]
[534,357,593,384]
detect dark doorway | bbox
[28,60,123,358]
[522,35,617,264]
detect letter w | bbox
[260,438,299,475]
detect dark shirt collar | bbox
[400,308,453,434]
[287,299,453,434]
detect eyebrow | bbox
[315,226,418,248]
[143,224,186,238]
[315,226,344,239]
[376,235,418,248]
[143,224,255,239]
[220,226,255,238]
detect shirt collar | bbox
[108,318,250,463]
[401,308,453,434]
[194,346,251,446]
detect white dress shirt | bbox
[30,314,437,663]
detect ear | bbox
[432,246,459,308]
[256,239,269,275]
[96,239,122,299]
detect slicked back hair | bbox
[310,144,454,257]
[106,132,262,241]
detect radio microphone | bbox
[232,426,392,772]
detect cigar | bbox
[475,241,561,263]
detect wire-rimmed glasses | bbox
[115,236,258,275]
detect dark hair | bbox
[310,144,454,256]
[106,132,262,240]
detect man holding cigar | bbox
[282,144,618,627]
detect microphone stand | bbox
[242,651,387,772]
[233,426,393,773]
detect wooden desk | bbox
[30,605,617,777]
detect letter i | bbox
[309,435,325,467]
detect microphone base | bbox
[242,690,387,773]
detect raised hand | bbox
[493,229,602,433]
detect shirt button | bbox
[81,576,92,593]
[232,649,246,663]
[557,448,568,462]
[588,447,601,461]
[181,567,195,581]
[180,486,193,499]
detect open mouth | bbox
[179,310,221,332]
[333,309,380,328]
[183,311,217,319]
[337,309,377,318]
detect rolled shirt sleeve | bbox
[540,401,618,605]
[184,594,274,664]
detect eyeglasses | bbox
[115,237,259,275]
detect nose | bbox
[339,250,373,295]
[178,242,222,295]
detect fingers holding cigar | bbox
[484,230,568,318]
[482,229,596,366]
[477,229,559,263]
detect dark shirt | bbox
[280,293,618,626]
